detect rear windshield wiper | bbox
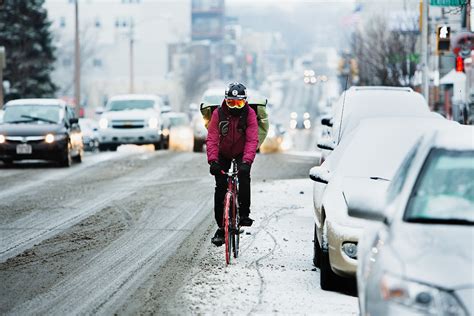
[405,217,474,226]
[370,176,390,181]
[21,115,57,124]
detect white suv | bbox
[98,94,164,151]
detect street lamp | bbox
[74,0,81,116]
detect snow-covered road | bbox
[0,146,357,315]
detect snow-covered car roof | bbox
[432,125,474,151]
[108,94,161,101]
[5,98,67,107]
[326,117,458,181]
[333,87,430,141]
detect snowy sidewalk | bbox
[174,179,358,315]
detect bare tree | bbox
[54,22,101,97]
[352,15,419,86]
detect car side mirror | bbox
[344,178,388,223]
[317,139,335,151]
[95,107,105,115]
[321,117,333,127]
[69,118,79,125]
[309,166,331,184]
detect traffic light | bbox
[436,25,451,54]
[456,55,464,73]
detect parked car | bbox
[318,86,431,152]
[260,123,286,153]
[290,111,312,130]
[0,109,4,123]
[309,117,457,292]
[0,98,83,166]
[163,112,193,152]
[79,118,99,152]
[348,125,474,316]
[97,94,164,151]
[191,112,207,152]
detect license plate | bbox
[16,144,32,154]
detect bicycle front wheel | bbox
[223,193,232,265]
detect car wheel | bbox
[109,145,118,152]
[193,139,203,152]
[2,159,13,166]
[320,224,345,292]
[313,223,321,268]
[59,145,72,167]
[98,144,108,152]
[320,247,342,291]
[153,142,161,151]
[73,149,83,163]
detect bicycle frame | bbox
[222,159,240,264]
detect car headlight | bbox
[148,117,158,129]
[380,274,467,315]
[0,135,5,144]
[45,133,67,143]
[99,118,108,129]
[341,242,357,259]
[290,120,297,129]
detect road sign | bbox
[430,0,468,6]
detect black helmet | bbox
[225,82,247,100]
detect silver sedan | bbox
[348,125,474,316]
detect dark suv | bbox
[0,99,84,167]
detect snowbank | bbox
[173,179,358,315]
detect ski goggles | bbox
[225,98,246,109]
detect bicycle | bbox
[221,159,240,265]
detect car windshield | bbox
[2,104,61,124]
[203,94,223,105]
[405,149,474,225]
[169,116,189,127]
[107,100,155,111]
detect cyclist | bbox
[207,82,259,246]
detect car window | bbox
[3,104,61,124]
[203,94,223,105]
[404,149,474,223]
[169,116,189,127]
[386,139,421,203]
[106,100,155,111]
[68,106,76,119]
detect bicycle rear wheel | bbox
[223,193,232,265]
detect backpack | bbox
[200,98,269,148]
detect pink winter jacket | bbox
[206,102,259,164]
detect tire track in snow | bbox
[9,180,212,315]
[0,153,195,263]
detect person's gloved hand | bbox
[239,162,251,176]
[210,161,222,176]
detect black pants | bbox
[214,156,251,227]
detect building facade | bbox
[46,0,190,114]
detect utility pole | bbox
[467,0,471,31]
[0,47,5,107]
[129,19,134,94]
[421,0,430,102]
[74,0,81,116]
